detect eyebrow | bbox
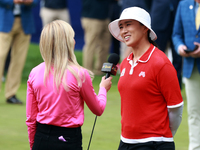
[119,20,133,27]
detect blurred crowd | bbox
[1,0,183,82]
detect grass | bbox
[0,43,188,150]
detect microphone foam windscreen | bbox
[108,53,120,65]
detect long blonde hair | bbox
[40,20,93,91]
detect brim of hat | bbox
[108,18,157,42]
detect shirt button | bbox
[196,35,199,38]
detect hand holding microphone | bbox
[99,76,112,92]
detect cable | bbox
[87,115,97,150]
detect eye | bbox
[126,24,131,26]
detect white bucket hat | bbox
[108,7,157,42]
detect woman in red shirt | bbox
[108,7,183,150]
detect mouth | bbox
[124,35,130,42]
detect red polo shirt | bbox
[118,44,183,143]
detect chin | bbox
[126,41,135,47]
[125,41,132,46]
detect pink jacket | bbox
[26,62,107,148]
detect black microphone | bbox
[101,53,120,79]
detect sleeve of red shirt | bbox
[156,63,183,107]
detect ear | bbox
[143,26,149,34]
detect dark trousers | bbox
[32,123,82,150]
[118,140,175,150]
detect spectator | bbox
[172,0,200,149]
[121,0,151,11]
[26,20,112,150]
[150,0,183,89]
[81,0,111,75]
[110,0,121,56]
[0,0,39,104]
[40,0,70,26]
[2,49,11,82]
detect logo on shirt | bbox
[120,68,126,77]
[139,71,145,77]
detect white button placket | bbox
[129,60,138,75]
